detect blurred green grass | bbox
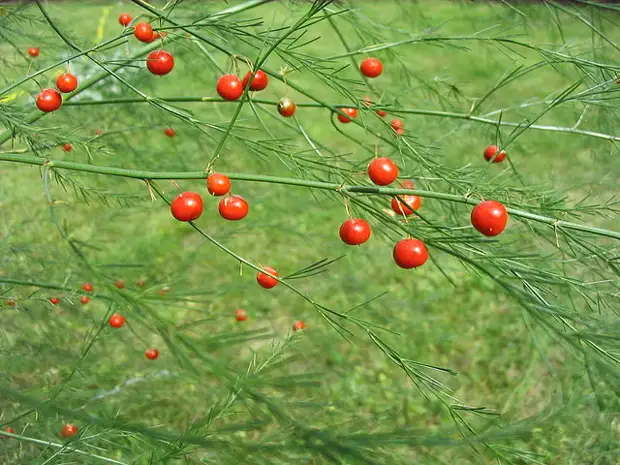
[1,1,619,464]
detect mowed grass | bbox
[1,1,619,464]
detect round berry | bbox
[118,13,132,27]
[360,57,383,78]
[35,89,62,112]
[49,297,60,305]
[391,195,421,216]
[393,239,429,269]
[109,313,125,328]
[292,320,306,332]
[368,157,399,186]
[61,424,77,438]
[56,73,78,93]
[28,47,39,57]
[242,70,268,91]
[134,22,153,42]
[114,280,125,289]
[4,427,15,435]
[164,127,175,137]
[62,143,72,152]
[146,50,174,75]
[218,195,248,221]
[217,74,244,101]
[235,309,248,321]
[337,107,358,123]
[257,266,278,289]
[376,109,387,118]
[277,97,296,117]
[80,296,90,305]
[471,200,508,236]
[391,118,404,133]
[170,191,203,222]
[483,145,506,163]
[145,348,159,360]
[152,31,167,40]
[82,282,93,292]
[207,173,231,196]
[339,218,371,245]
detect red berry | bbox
[393,238,429,269]
[134,22,153,42]
[35,89,62,112]
[6,299,16,307]
[56,73,78,93]
[483,145,506,163]
[82,282,93,292]
[391,118,404,132]
[277,97,296,117]
[235,309,248,321]
[61,424,77,438]
[360,57,383,78]
[400,180,415,189]
[28,47,39,57]
[292,320,306,332]
[114,280,125,289]
[257,266,278,289]
[145,348,159,360]
[391,195,421,216]
[339,218,371,245]
[170,191,203,222]
[242,70,268,91]
[146,50,174,75]
[471,200,508,236]
[217,74,244,101]
[368,157,399,186]
[207,173,231,196]
[4,427,15,435]
[337,107,357,123]
[376,109,387,118]
[152,31,167,40]
[49,297,60,305]
[109,313,126,328]
[164,127,175,137]
[218,195,248,221]
[62,143,72,152]
[118,13,132,27]
[80,296,90,305]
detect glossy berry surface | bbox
[242,70,268,91]
[62,143,72,152]
[207,173,231,196]
[483,145,506,163]
[109,314,126,328]
[56,73,78,93]
[339,218,371,245]
[218,195,249,221]
[391,118,404,132]
[391,195,421,216]
[217,74,244,101]
[277,97,296,117]
[471,200,508,236]
[28,47,39,57]
[368,157,399,186]
[145,348,159,360]
[79,295,90,305]
[170,191,203,222]
[36,89,62,112]
[118,13,132,26]
[61,424,78,438]
[393,239,429,269]
[114,280,125,289]
[49,297,60,305]
[256,266,278,289]
[235,309,248,321]
[146,50,174,75]
[292,320,306,332]
[164,127,176,137]
[376,109,387,117]
[360,57,383,77]
[337,107,358,123]
[134,22,153,42]
[82,282,93,292]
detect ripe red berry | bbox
[391,118,404,132]
[235,309,248,321]
[3,427,15,435]
[400,180,415,189]
[114,280,125,289]
[483,145,506,163]
[216,74,244,101]
[360,57,383,78]
[207,173,231,196]
[6,299,16,307]
[376,109,387,118]
[82,282,93,292]
[471,200,508,236]
[145,348,159,360]
[368,157,399,186]
[277,97,296,117]
[28,47,39,57]
[49,297,60,305]
[35,89,62,112]
[118,13,132,26]
[62,143,72,152]
[218,195,249,221]
[391,195,421,216]
[339,218,371,245]
[393,238,429,269]
[60,424,77,438]
[56,73,78,93]
[80,295,90,305]
[109,313,126,328]
[242,70,268,91]
[152,31,167,40]
[337,107,358,123]
[257,266,278,289]
[146,50,174,75]
[292,320,306,332]
[170,191,203,222]
[164,127,175,137]
[134,22,153,42]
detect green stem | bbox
[2,153,619,240]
